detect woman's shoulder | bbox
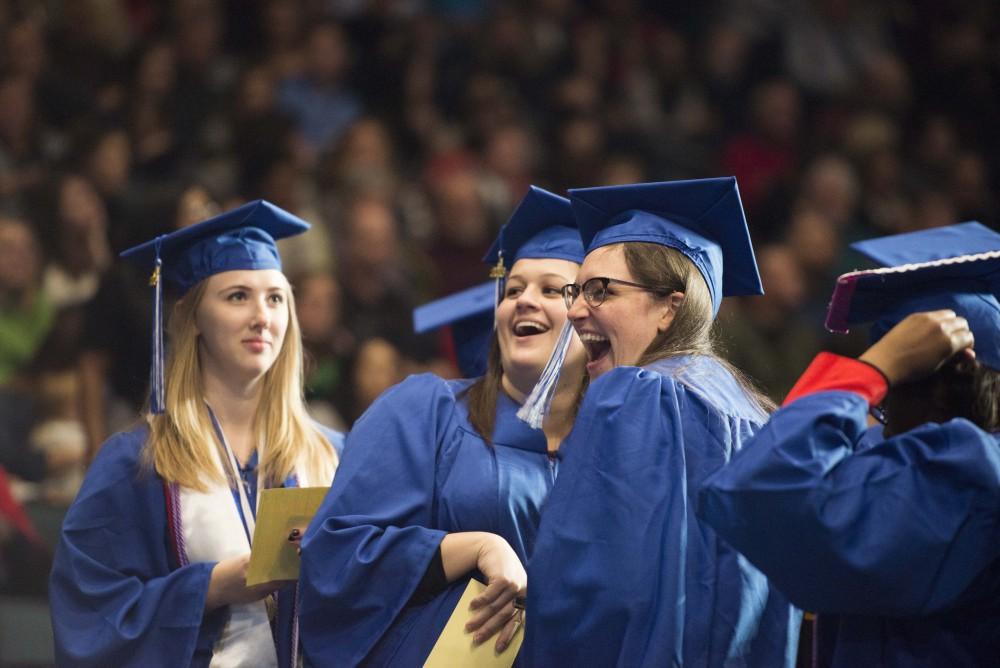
[91,424,150,473]
[590,358,766,422]
[73,424,157,502]
[379,373,469,406]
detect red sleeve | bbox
[782,352,889,407]
[0,466,43,546]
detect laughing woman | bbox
[522,178,800,667]
[298,186,586,666]
[49,202,341,667]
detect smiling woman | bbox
[298,186,586,667]
[49,201,342,668]
[522,178,799,668]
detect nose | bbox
[566,292,588,322]
[514,284,541,310]
[250,297,271,330]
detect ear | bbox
[656,292,685,333]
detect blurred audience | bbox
[0,0,996,602]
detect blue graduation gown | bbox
[298,373,555,667]
[49,424,344,667]
[699,390,1000,667]
[523,357,800,668]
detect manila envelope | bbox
[423,579,524,668]
[246,486,328,586]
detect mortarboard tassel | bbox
[149,238,165,414]
[516,319,575,429]
[489,249,505,331]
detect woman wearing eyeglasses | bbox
[297,187,587,666]
[522,178,799,667]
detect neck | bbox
[201,370,262,464]
[500,367,583,452]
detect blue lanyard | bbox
[206,406,257,545]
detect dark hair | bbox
[464,332,589,444]
[465,336,503,442]
[622,242,776,414]
[885,355,1000,435]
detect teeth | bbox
[578,333,608,342]
[514,321,548,335]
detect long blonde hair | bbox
[144,277,338,491]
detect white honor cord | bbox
[207,405,261,545]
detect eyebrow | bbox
[508,272,575,283]
[218,284,288,294]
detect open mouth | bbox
[513,320,549,337]
[578,332,611,363]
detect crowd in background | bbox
[0,0,998,598]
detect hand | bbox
[204,553,285,611]
[466,534,527,653]
[859,310,975,386]
[287,526,307,555]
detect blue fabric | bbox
[698,390,1000,666]
[483,186,584,270]
[298,374,556,666]
[569,177,764,315]
[831,222,1000,369]
[412,282,495,378]
[523,357,799,667]
[119,199,310,294]
[49,423,343,667]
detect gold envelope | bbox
[423,579,524,668]
[246,486,329,586]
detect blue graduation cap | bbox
[413,282,495,378]
[483,185,584,272]
[568,177,763,316]
[120,199,311,413]
[825,221,1000,370]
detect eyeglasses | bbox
[561,276,673,309]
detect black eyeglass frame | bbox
[561,276,675,309]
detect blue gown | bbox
[523,356,800,668]
[298,373,556,667]
[699,389,1000,667]
[49,424,343,668]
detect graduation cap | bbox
[483,185,584,272]
[825,221,1000,370]
[568,176,763,316]
[120,199,311,413]
[412,282,495,378]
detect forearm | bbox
[439,531,496,582]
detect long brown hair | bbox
[884,355,1000,436]
[143,276,338,490]
[622,242,776,414]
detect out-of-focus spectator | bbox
[0,217,53,385]
[347,337,403,423]
[781,1,891,100]
[0,74,47,215]
[294,271,353,432]
[423,154,495,292]
[277,20,362,165]
[337,193,433,362]
[38,174,112,310]
[719,243,822,402]
[721,78,801,220]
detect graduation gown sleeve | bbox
[49,429,223,667]
[298,374,458,666]
[523,367,689,667]
[699,383,1000,616]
